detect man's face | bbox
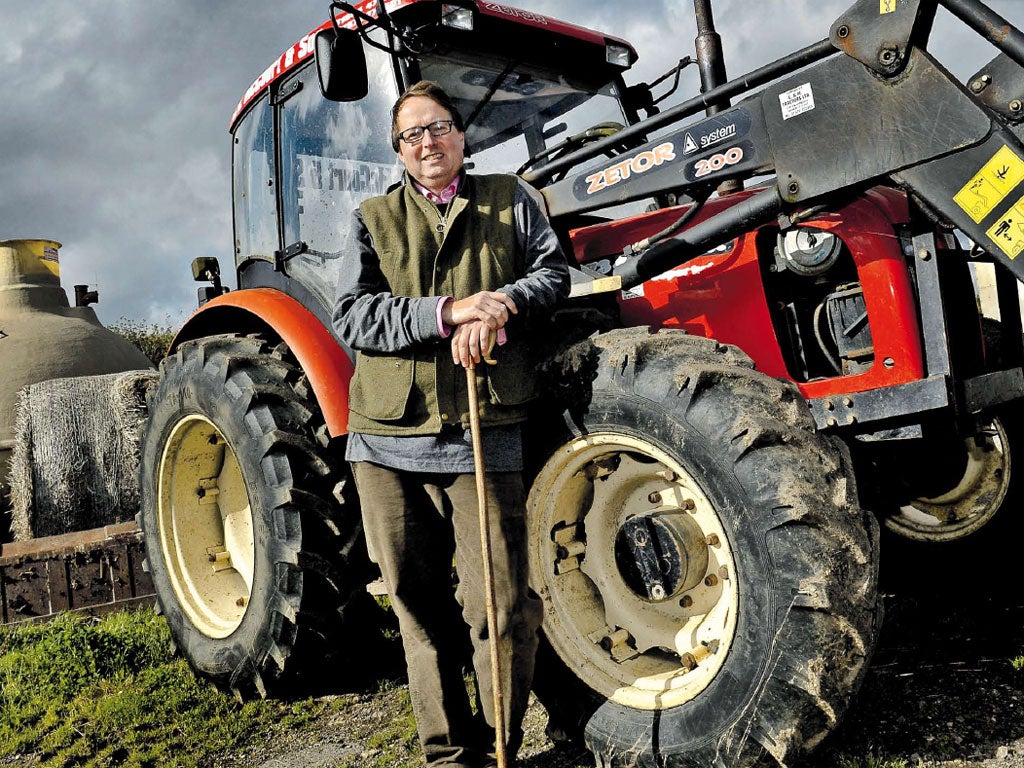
[395,96,465,193]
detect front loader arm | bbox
[537,0,1024,290]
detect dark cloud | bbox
[2,1,328,325]
[2,0,1020,325]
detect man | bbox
[332,80,570,768]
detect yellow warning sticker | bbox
[955,145,1024,224]
[986,194,1024,259]
[880,0,897,13]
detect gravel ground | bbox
[221,570,1024,768]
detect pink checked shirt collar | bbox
[413,174,462,204]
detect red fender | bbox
[172,288,352,437]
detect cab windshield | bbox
[418,50,629,175]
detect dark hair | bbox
[390,80,465,151]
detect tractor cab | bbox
[227,0,639,326]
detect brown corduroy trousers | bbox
[351,462,543,768]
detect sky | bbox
[1,0,1020,327]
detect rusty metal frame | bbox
[0,522,154,624]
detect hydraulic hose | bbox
[625,192,711,256]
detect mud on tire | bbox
[138,333,366,698]
[529,328,881,767]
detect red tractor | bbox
[138,0,1024,765]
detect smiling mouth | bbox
[424,152,444,161]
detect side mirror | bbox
[191,256,222,285]
[191,257,228,307]
[315,27,368,102]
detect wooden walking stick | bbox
[465,340,509,768]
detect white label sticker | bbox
[779,83,815,120]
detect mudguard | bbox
[171,288,352,437]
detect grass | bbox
[0,610,330,768]
[356,683,419,768]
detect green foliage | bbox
[1012,655,1024,671]
[0,610,325,768]
[108,317,178,366]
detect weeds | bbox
[108,317,178,366]
[836,755,909,768]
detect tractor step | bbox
[0,522,155,624]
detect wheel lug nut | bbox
[680,595,694,608]
[719,565,730,580]
[704,574,719,587]
[704,534,720,546]
[648,491,662,504]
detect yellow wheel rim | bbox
[157,415,256,638]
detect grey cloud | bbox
[2,1,328,326]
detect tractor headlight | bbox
[441,4,475,31]
[777,227,842,276]
[606,42,633,68]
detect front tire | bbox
[138,334,365,697]
[529,328,880,767]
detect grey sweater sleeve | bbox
[331,208,443,354]
[500,179,571,319]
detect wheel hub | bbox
[529,433,738,710]
[616,510,710,601]
[887,417,1011,542]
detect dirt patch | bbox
[208,575,1024,768]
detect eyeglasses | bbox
[397,120,456,145]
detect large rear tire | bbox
[138,334,366,698]
[528,328,880,767]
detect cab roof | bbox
[230,0,637,131]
